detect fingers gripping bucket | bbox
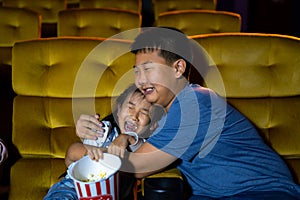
[68,154,122,200]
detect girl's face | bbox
[134,50,178,111]
[117,92,152,134]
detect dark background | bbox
[217,0,300,37]
[142,0,300,37]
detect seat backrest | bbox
[2,0,67,23]
[12,36,135,158]
[2,0,67,37]
[153,0,216,21]
[191,33,300,183]
[0,5,42,98]
[58,8,142,39]
[79,0,142,14]
[0,7,41,46]
[10,37,135,199]
[156,10,241,36]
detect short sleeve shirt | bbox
[147,84,300,197]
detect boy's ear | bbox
[174,59,186,78]
[149,122,158,131]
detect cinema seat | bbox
[79,0,142,14]
[0,6,41,77]
[58,8,142,39]
[153,0,216,21]
[9,37,135,200]
[191,32,300,184]
[155,9,241,36]
[2,0,67,37]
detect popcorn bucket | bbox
[68,154,122,200]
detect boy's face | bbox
[134,50,178,110]
[117,92,152,134]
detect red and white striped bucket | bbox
[68,154,122,200]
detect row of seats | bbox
[0,0,217,21]
[1,6,241,39]
[0,0,218,36]
[0,5,241,83]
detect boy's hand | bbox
[107,134,131,158]
[76,114,104,140]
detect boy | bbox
[78,27,300,199]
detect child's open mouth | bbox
[124,121,138,132]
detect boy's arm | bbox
[123,142,177,178]
[107,134,134,157]
[108,132,146,157]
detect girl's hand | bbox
[76,114,104,140]
[84,144,105,161]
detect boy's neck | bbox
[175,77,189,94]
[165,79,188,111]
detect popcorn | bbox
[68,154,121,199]
[82,171,107,182]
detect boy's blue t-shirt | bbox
[147,84,300,198]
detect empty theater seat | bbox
[155,9,241,36]
[58,8,142,39]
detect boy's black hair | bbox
[131,27,192,79]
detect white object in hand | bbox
[83,121,111,147]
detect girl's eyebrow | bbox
[128,101,135,106]
[128,100,150,113]
[141,107,150,113]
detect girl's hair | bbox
[131,27,192,79]
[115,84,140,109]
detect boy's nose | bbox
[136,71,147,86]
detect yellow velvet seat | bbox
[0,7,42,153]
[155,10,241,36]
[152,0,216,21]
[191,32,300,183]
[58,8,142,39]
[9,37,135,200]
[0,7,41,68]
[79,0,142,14]
[2,0,67,37]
